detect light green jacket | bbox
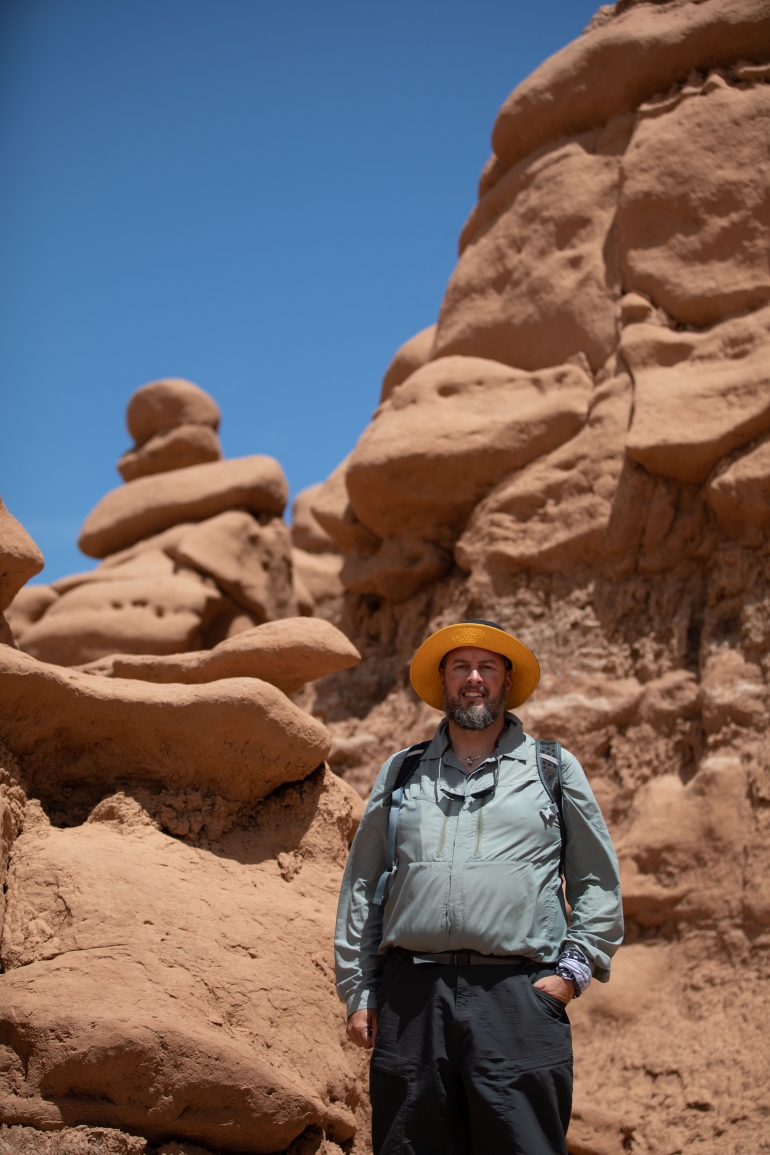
[335,713,623,1015]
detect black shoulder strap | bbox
[535,739,566,876]
[373,740,430,906]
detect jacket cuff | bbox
[346,988,379,1017]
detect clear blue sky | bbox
[1,0,599,581]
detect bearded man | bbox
[335,619,623,1155]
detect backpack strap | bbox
[373,740,431,907]
[535,739,566,877]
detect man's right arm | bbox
[334,751,400,1020]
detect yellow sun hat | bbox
[409,618,540,711]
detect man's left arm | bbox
[557,749,624,992]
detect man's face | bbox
[439,646,512,731]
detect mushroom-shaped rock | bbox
[291,483,340,554]
[170,510,295,622]
[0,499,44,611]
[78,456,288,558]
[345,356,592,547]
[19,575,224,667]
[379,324,437,404]
[623,304,770,484]
[81,617,361,695]
[0,647,331,805]
[118,423,222,482]
[126,378,220,447]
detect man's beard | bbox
[443,683,507,730]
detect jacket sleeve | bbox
[334,750,403,1016]
[560,749,624,982]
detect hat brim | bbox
[409,622,540,711]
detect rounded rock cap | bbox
[410,618,540,711]
[127,378,221,447]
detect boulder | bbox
[435,134,622,373]
[623,304,770,484]
[455,373,631,575]
[81,618,361,695]
[170,511,295,622]
[19,576,224,667]
[340,538,452,602]
[0,498,44,611]
[0,770,361,1149]
[618,75,770,327]
[291,484,340,554]
[707,436,770,534]
[379,324,436,404]
[0,646,331,805]
[291,548,344,607]
[78,456,288,558]
[118,424,222,482]
[490,0,770,172]
[5,584,59,642]
[310,456,382,555]
[345,356,592,546]
[126,379,220,448]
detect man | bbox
[335,619,623,1155]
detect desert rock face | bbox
[3,3,770,1153]
[302,4,770,1152]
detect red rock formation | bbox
[4,2,770,1151]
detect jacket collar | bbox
[421,711,526,762]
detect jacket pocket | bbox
[459,861,557,954]
[383,861,451,952]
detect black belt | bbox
[396,948,536,968]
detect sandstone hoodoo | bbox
[3,1,770,1151]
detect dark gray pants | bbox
[370,953,573,1155]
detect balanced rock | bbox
[79,456,288,558]
[82,618,361,695]
[19,574,224,668]
[291,484,340,554]
[118,423,222,482]
[618,75,770,326]
[0,498,44,612]
[0,646,331,805]
[170,511,295,622]
[345,356,592,546]
[126,378,220,448]
[623,304,770,484]
[379,324,436,404]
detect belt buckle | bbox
[453,952,471,967]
